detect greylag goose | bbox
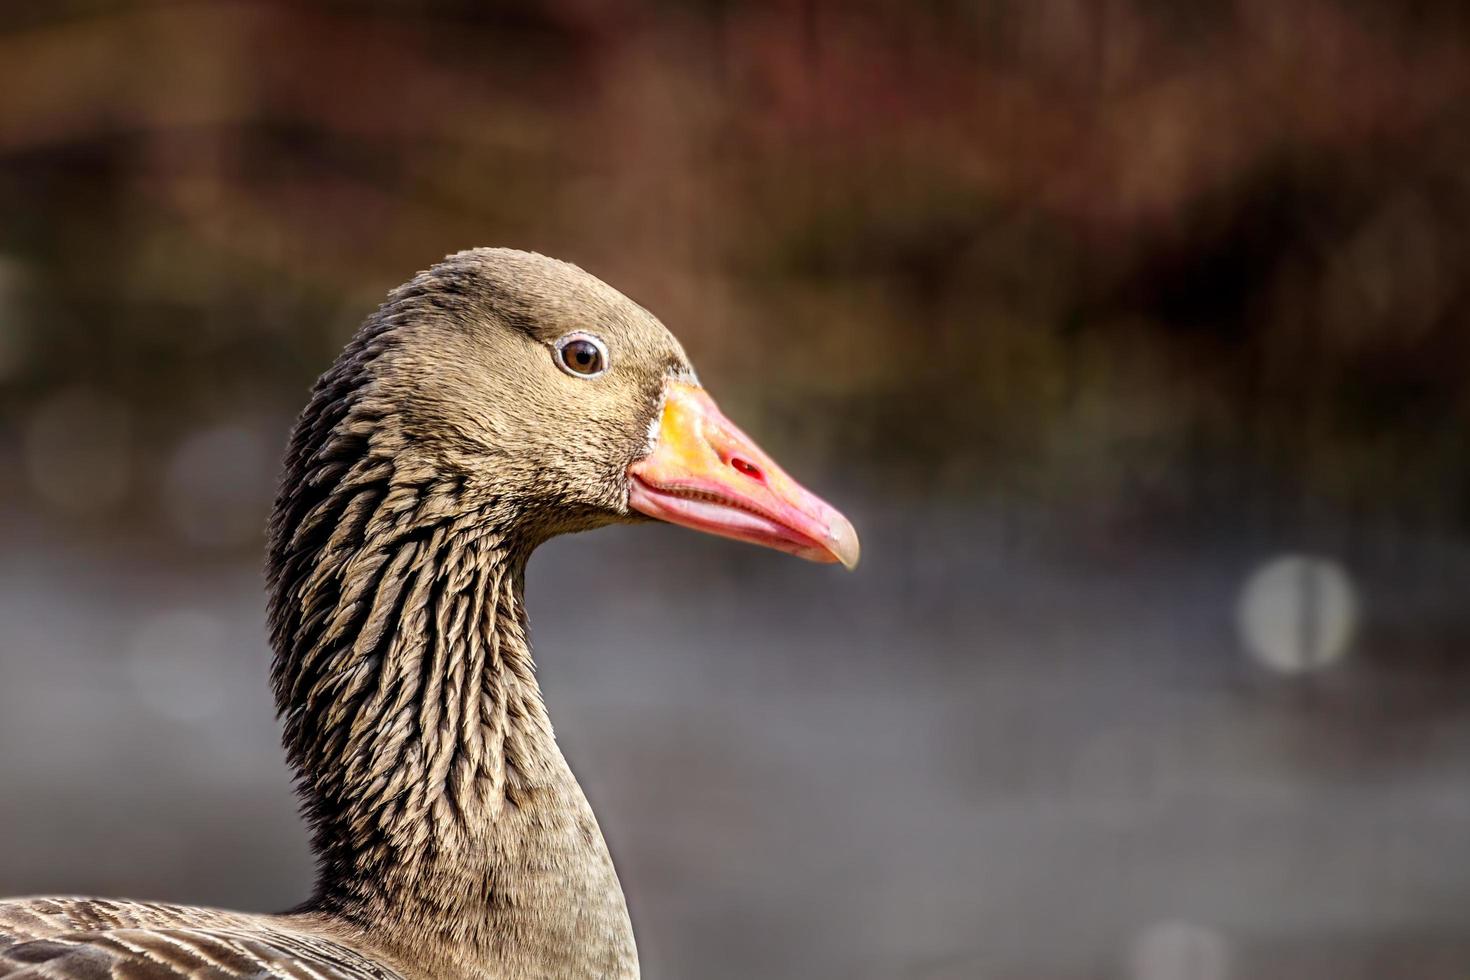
[0,249,858,980]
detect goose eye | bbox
[555,334,608,378]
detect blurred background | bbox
[1,2,1469,977]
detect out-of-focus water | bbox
[3,498,1467,980]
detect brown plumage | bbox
[0,248,857,979]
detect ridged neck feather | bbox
[264,315,637,978]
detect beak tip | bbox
[828,515,861,571]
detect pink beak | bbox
[627,382,859,569]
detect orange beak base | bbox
[627,382,859,569]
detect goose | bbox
[0,248,859,980]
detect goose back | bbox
[0,898,406,979]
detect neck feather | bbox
[265,324,637,978]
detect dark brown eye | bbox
[555,333,608,378]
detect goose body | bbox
[0,249,857,980]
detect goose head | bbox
[347,247,859,567]
[260,247,861,977]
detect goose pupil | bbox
[560,338,603,375]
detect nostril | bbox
[730,456,765,482]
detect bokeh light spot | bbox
[1236,554,1358,674]
[163,422,275,548]
[1128,920,1230,980]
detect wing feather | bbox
[0,900,405,980]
